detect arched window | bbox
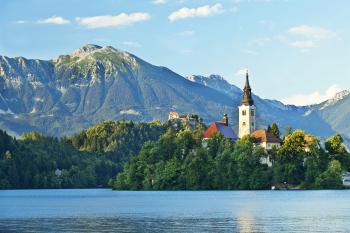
[243,122,246,126]
[251,109,255,116]
[242,110,247,116]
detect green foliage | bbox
[0,129,123,189]
[275,130,322,186]
[112,131,270,190]
[270,123,280,138]
[325,134,347,155]
[21,131,47,141]
[325,134,350,169]
[284,126,293,138]
[277,130,307,164]
[314,160,343,189]
[69,120,165,162]
[0,120,165,189]
[2,120,350,190]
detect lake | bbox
[0,189,350,232]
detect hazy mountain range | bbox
[0,44,349,146]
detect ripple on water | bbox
[1,189,350,232]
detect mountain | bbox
[186,74,350,145]
[0,45,232,136]
[0,44,349,146]
[308,90,350,144]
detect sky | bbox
[0,0,349,106]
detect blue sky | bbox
[0,0,349,105]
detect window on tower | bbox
[243,122,246,126]
[251,110,255,116]
[242,110,247,116]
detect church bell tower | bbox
[238,70,256,138]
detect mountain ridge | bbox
[0,44,349,146]
[0,45,232,136]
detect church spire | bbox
[241,70,254,106]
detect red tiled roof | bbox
[203,122,237,140]
[169,112,179,116]
[251,130,281,143]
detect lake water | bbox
[1,189,350,232]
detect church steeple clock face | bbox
[238,71,256,138]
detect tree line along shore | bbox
[0,120,349,190]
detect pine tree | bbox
[270,123,280,138]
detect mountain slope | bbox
[0,45,232,136]
[186,74,346,142]
[0,44,349,146]
[308,90,350,141]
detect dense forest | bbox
[1,119,349,190]
[0,120,165,189]
[111,124,350,190]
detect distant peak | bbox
[320,89,350,110]
[80,44,102,51]
[208,74,224,80]
[70,44,103,58]
[186,74,225,83]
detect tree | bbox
[278,130,307,163]
[267,125,271,133]
[303,156,322,188]
[274,130,310,185]
[284,126,293,138]
[213,148,237,189]
[325,134,350,169]
[315,160,343,189]
[270,123,280,138]
[233,137,269,189]
[182,148,213,190]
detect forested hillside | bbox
[1,118,349,190]
[0,120,165,189]
[111,126,350,190]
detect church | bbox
[203,70,281,158]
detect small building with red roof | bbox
[251,129,282,167]
[251,129,282,150]
[203,114,238,141]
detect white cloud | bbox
[282,84,343,106]
[235,68,248,77]
[15,20,27,24]
[120,109,140,115]
[289,40,316,49]
[152,0,167,4]
[168,3,225,22]
[287,25,336,50]
[178,30,195,36]
[123,41,142,47]
[288,25,336,40]
[76,12,150,28]
[37,16,70,25]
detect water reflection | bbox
[1,189,350,232]
[237,211,256,233]
[1,215,348,233]
[0,217,241,233]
